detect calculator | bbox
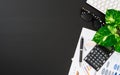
[84,45,114,71]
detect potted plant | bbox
[93,9,120,52]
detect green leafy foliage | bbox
[93,9,120,52]
[114,42,120,52]
[105,9,120,27]
[93,26,117,46]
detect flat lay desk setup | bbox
[68,0,120,75]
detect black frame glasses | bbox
[80,7,105,30]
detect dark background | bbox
[0,0,104,75]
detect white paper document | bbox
[68,27,120,75]
[68,27,96,75]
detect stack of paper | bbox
[68,27,96,75]
[68,27,120,75]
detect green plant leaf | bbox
[92,9,120,53]
[107,25,117,34]
[115,34,120,41]
[93,26,117,46]
[113,29,120,53]
[105,9,120,27]
[114,42,120,52]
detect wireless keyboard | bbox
[87,0,120,14]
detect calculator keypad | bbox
[84,45,114,71]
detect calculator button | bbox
[99,50,102,53]
[84,57,87,60]
[102,56,105,60]
[109,53,112,56]
[91,60,94,63]
[87,58,90,60]
[100,58,104,61]
[93,52,96,55]
[95,60,98,63]
[100,57,105,61]
[97,67,100,71]
[90,56,93,59]
[97,62,100,66]
[99,60,102,63]
[102,52,105,55]
[92,59,95,61]
[98,56,101,59]
[95,65,99,68]
[91,54,94,57]
[100,54,103,56]
[104,54,108,57]
[97,52,100,55]
[101,60,105,63]
[97,58,99,61]
[95,65,98,68]
[94,56,97,59]
[93,63,96,65]
[95,50,97,52]
[90,50,94,53]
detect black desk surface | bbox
[0,0,104,75]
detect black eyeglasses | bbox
[80,7,105,30]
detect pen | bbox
[79,37,84,67]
